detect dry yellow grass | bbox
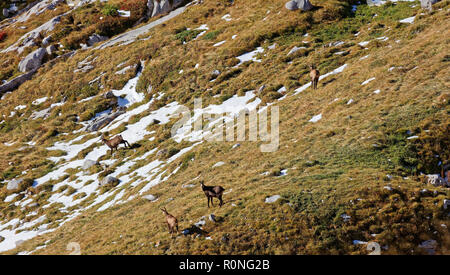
[0,0,449,254]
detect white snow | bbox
[234,47,264,67]
[32,97,48,105]
[213,40,226,47]
[309,114,322,123]
[399,16,415,24]
[361,77,376,86]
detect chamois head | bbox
[160,207,168,215]
[309,64,316,70]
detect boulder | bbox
[86,34,108,47]
[0,69,37,93]
[99,176,119,187]
[421,0,440,11]
[84,108,126,132]
[42,35,52,46]
[46,45,57,55]
[285,1,299,10]
[18,48,47,72]
[7,179,23,191]
[82,159,99,170]
[286,0,313,11]
[146,0,154,18]
[426,174,449,187]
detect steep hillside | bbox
[0,0,449,255]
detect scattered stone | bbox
[7,179,23,191]
[421,0,440,11]
[156,149,168,157]
[265,195,281,203]
[384,186,393,191]
[444,199,449,210]
[419,239,437,255]
[103,91,115,99]
[42,35,52,46]
[285,0,313,11]
[0,235,4,243]
[99,176,119,187]
[341,214,351,222]
[46,45,57,55]
[18,48,47,72]
[84,108,126,132]
[0,69,37,93]
[426,174,449,187]
[209,214,217,222]
[86,34,108,47]
[232,143,240,149]
[182,229,190,235]
[258,85,266,93]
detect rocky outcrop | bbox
[0,69,37,94]
[86,34,108,47]
[147,0,187,18]
[7,179,23,191]
[84,107,126,132]
[99,176,119,187]
[421,0,440,11]
[18,48,47,72]
[285,0,313,11]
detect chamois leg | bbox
[315,79,319,89]
[207,197,210,208]
[219,195,223,207]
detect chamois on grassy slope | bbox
[309,64,320,89]
[101,134,130,154]
[200,181,225,208]
[160,207,178,234]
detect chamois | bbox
[200,181,225,208]
[160,207,178,234]
[309,64,320,90]
[101,134,130,154]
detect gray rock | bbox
[156,149,168,157]
[42,35,52,46]
[84,109,126,132]
[18,48,47,72]
[7,179,23,191]
[99,176,119,187]
[46,44,57,55]
[209,214,217,222]
[265,195,281,203]
[86,34,108,47]
[286,0,313,11]
[212,70,221,77]
[147,0,155,18]
[0,235,4,243]
[0,69,37,93]
[421,0,440,11]
[419,239,437,255]
[258,85,266,93]
[3,8,9,18]
[82,159,99,170]
[288,46,306,56]
[444,199,449,210]
[103,91,115,99]
[143,194,158,202]
[285,1,299,10]
[427,174,449,187]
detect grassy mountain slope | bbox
[0,0,449,254]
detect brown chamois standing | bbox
[160,207,178,235]
[309,64,320,90]
[200,181,225,208]
[101,134,130,154]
